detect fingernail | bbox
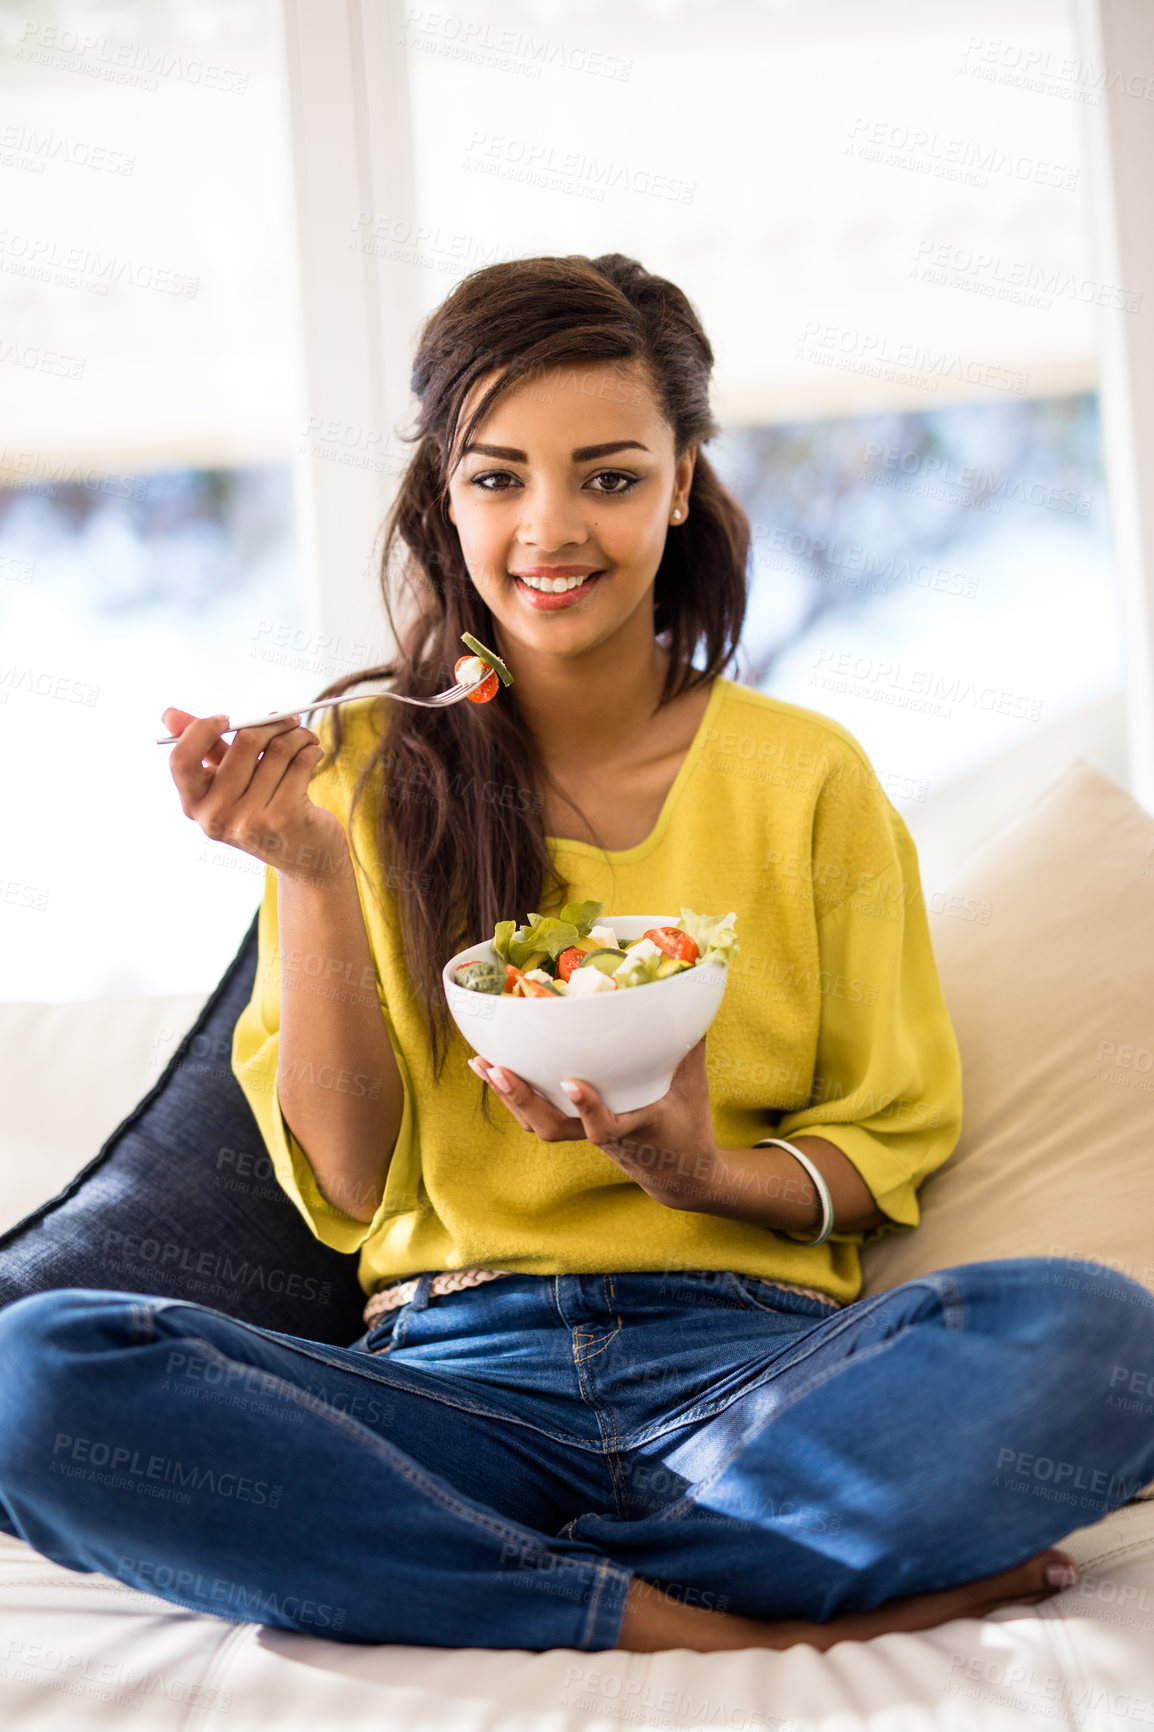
[560,1080,581,1101]
[489,1068,512,1094]
[1047,1562,1078,1588]
[467,1057,485,1079]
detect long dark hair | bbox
[314,253,750,1072]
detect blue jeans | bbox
[0,1257,1152,1651]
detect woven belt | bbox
[362,1267,515,1328]
[362,1267,841,1329]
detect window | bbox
[1,0,301,996]
[4,0,1123,995]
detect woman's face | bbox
[445,358,694,664]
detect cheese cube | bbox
[564,965,617,995]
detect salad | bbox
[453,633,513,704]
[452,901,738,998]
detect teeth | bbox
[515,572,594,593]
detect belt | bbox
[362,1267,515,1328]
[362,1267,842,1329]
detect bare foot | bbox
[617,1546,1079,1653]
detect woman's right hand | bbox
[162,708,350,885]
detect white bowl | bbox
[442,916,729,1114]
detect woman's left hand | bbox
[468,1038,721,1212]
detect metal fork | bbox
[154,672,486,745]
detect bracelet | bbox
[754,1137,835,1247]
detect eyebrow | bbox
[460,440,651,462]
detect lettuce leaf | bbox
[559,900,604,936]
[613,949,665,989]
[677,907,739,969]
[492,920,518,966]
[493,916,581,969]
[511,900,602,956]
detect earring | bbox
[672,508,682,522]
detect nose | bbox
[513,480,591,553]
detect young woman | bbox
[1,254,1152,1655]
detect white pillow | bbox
[0,993,207,1235]
[861,760,1154,1298]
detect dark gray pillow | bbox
[0,914,367,1345]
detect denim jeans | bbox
[0,1256,1151,1651]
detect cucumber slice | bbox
[454,960,504,994]
[580,947,628,977]
[460,632,514,687]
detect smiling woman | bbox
[444,359,720,850]
[311,253,750,1065]
[3,250,1137,1662]
[450,387,683,623]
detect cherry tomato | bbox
[557,946,587,983]
[454,656,499,704]
[643,926,700,964]
[502,963,555,998]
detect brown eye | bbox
[588,472,639,495]
[470,471,520,492]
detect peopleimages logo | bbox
[401,7,632,81]
[0,123,135,176]
[0,230,198,297]
[0,337,85,379]
[463,132,696,204]
[794,320,1030,396]
[116,1556,346,1630]
[17,22,249,94]
[844,114,1078,189]
[809,650,1044,722]
[51,1434,283,1506]
[96,1231,334,1305]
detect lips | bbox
[511,567,602,594]
[510,570,604,611]
[512,566,601,576]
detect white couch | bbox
[2,758,1154,1731]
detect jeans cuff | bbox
[580,1559,633,1650]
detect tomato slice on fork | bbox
[454,656,500,704]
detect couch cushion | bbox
[0,991,208,1235]
[0,915,366,1345]
[3,1500,1154,1728]
[862,760,1154,1298]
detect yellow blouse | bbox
[232,677,962,1305]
